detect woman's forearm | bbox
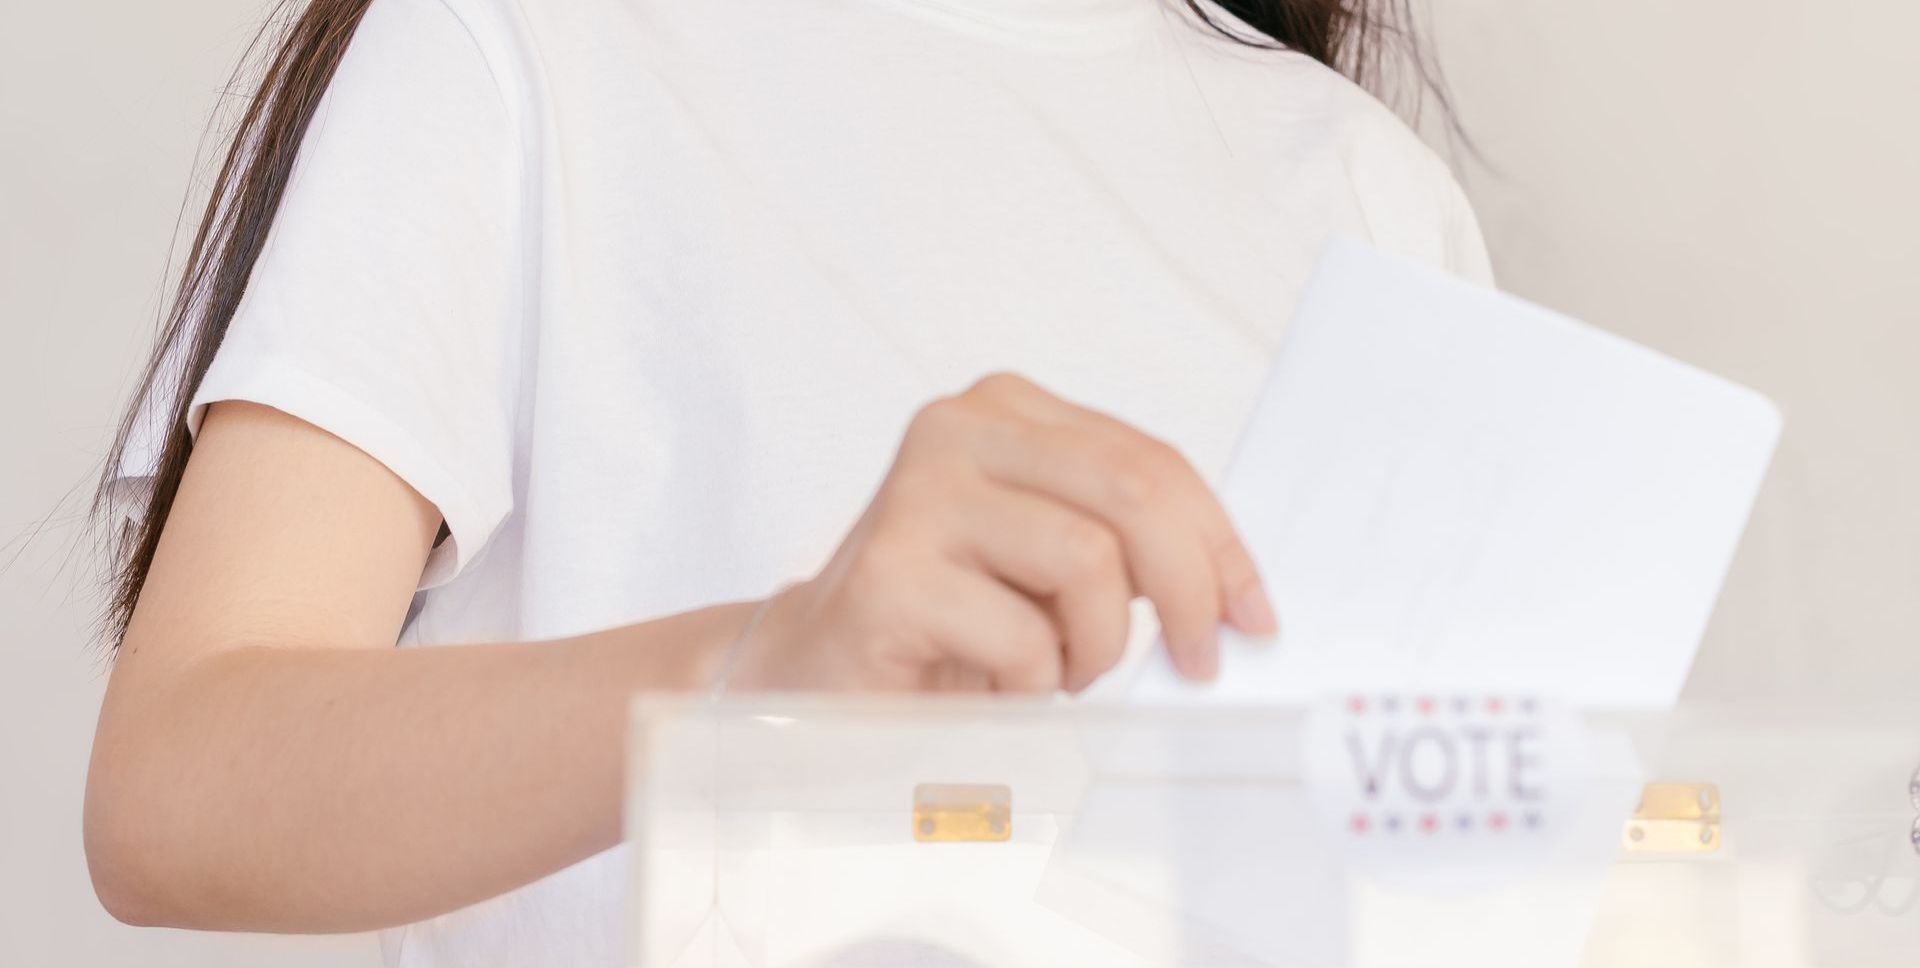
[84,601,753,934]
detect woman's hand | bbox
[734,373,1277,694]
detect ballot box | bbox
[626,695,1920,967]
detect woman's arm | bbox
[89,375,1274,934]
[86,401,750,932]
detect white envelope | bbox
[1133,239,1782,708]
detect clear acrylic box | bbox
[627,695,1920,967]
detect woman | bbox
[85,0,1490,963]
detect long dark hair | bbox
[95,0,1458,646]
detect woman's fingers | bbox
[950,375,1275,680]
[1008,378,1274,635]
[787,372,1275,695]
[954,484,1133,692]
[920,567,1064,693]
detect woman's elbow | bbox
[83,725,208,929]
[88,860,167,928]
[84,774,173,927]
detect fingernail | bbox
[1181,635,1220,682]
[1228,583,1279,637]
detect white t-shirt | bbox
[148,0,1491,963]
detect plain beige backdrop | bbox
[3,1,1914,964]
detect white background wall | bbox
[1433,0,1919,704]
[3,1,1914,964]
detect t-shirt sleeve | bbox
[188,0,524,588]
[1334,89,1497,288]
[1435,171,1495,287]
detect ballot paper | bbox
[1131,238,1781,708]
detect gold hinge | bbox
[1624,782,1721,854]
[913,783,1012,843]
